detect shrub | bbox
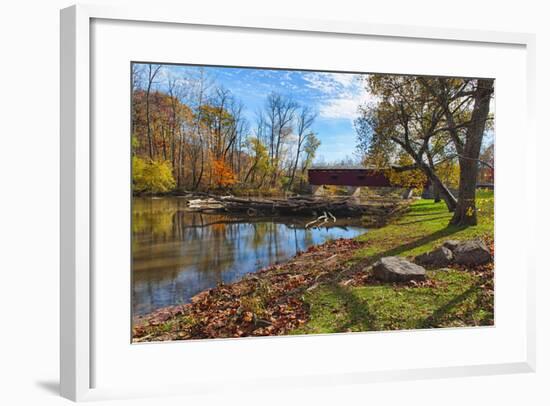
[132,157,176,194]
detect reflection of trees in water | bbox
[303,227,314,247]
[133,198,174,240]
[132,197,368,315]
[249,223,268,251]
[192,222,236,277]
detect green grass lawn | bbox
[291,190,494,334]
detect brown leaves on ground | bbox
[133,238,366,342]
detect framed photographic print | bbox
[60,4,536,401]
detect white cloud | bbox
[302,72,339,93]
[319,87,378,121]
[326,73,356,88]
[319,96,362,120]
[302,72,375,121]
[302,72,357,92]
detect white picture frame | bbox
[60,3,536,402]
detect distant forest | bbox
[132,64,320,195]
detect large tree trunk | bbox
[421,163,457,212]
[426,151,442,203]
[398,143,457,211]
[451,157,478,225]
[450,79,494,226]
[433,187,441,203]
[287,143,301,191]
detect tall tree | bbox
[421,78,494,225]
[264,93,298,186]
[190,68,209,189]
[145,64,162,159]
[299,133,321,189]
[287,106,316,191]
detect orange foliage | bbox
[212,159,237,188]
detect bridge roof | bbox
[309,166,379,171]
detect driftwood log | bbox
[186,195,408,225]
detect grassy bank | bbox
[133,191,494,341]
[292,190,494,334]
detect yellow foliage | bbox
[386,153,427,191]
[133,157,176,193]
[436,160,460,189]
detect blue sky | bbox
[154,65,373,163]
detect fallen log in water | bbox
[185,195,408,221]
[187,198,225,211]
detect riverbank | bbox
[132,191,494,342]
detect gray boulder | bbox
[372,257,426,282]
[415,246,454,267]
[454,240,492,266]
[442,240,461,252]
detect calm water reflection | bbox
[132,197,368,315]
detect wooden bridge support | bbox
[312,185,324,196]
[346,186,362,198]
[312,185,362,198]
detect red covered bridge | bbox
[307,166,493,198]
[307,166,401,197]
[308,167,393,188]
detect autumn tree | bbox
[212,158,237,189]
[298,133,321,190]
[263,93,298,186]
[357,75,458,211]
[287,106,317,191]
[243,136,270,188]
[420,78,494,225]
[188,68,210,190]
[357,75,494,226]
[144,64,162,159]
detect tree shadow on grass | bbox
[402,210,449,218]
[396,215,450,226]
[415,280,483,329]
[325,283,377,332]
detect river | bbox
[132,197,368,316]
